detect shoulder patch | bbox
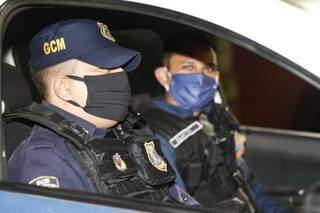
[29,176,59,188]
[169,121,203,148]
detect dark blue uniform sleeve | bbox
[169,185,201,206]
[155,133,187,190]
[9,145,89,191]
[250,181,292,213]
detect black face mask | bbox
[67,72,131,121]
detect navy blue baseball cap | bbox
[29,19,141,75]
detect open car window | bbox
[1,0,320,212]
[214,36,320,133]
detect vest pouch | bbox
[127,136,176,186]
[85,138,138,184]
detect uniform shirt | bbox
[152,96,289,213]
[8,101,103,191]
[153,97,211,190]
[8,101,199,206]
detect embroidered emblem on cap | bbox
[112,153,127,171]
[144,141,167,172]
[97,22,116,42]
[29,176,59,188]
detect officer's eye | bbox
[205,63,217,72]
[203,66,214,73]
[181,64,196,72]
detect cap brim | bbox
[76,45,141,72]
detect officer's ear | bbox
[154,67,171,92]
[52,75,73,101]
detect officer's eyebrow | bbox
[180,59,197,66]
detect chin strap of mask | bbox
[209,102,257,213]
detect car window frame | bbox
[0,182,216,213]
[0,0,319,210]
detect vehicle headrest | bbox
[130,93,154,114]
[2,63,32,113]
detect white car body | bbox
[125,0,320,81]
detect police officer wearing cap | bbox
[134,34,290,212]
[7,19,199,206]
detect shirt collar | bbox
[42,101,107,139]
[153,96,211,119]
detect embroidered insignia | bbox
[29,176,59,188]
[169,121,203,148]
[112,153,127,171]
[97,22,116,42]
[144,141,167,172]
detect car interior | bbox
[1,1,320,212]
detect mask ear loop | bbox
[164,67,171,92]
[65,75,85,82]
[65,75,85,108]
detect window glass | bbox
[216,38,320,132]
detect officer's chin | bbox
[82,112,120,129]
[92,117,120,129]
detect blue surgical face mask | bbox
[168,72,218,112]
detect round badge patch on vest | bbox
[97,22,116,42]
[144,141,167,172]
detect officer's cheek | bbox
[70,81,88,107]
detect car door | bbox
[244,125,320,196]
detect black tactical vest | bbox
[143,107,256,212]
[5,103,177,204]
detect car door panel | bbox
[243,126,320,191]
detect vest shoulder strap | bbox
[144,107,207,149]
[4,102,89,149]
[143,107,193,141]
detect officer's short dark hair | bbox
[32,59,77,99]
[162,34,217,69]
[32,70,50,99]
